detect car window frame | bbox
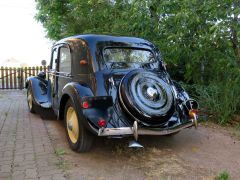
[58,45,72,73]
[101,46,156,70]
[50,46,59,71]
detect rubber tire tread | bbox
[64,99,94,152]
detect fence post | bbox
[36,66,39,76]
[32,66,35,76]
[5,67,9,89]
[20,68,24,90]
[9,67,12,89]
[24,67,27,83]
[1,66,4,89]
[13,67,17,89]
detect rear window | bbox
[103,48,155,69]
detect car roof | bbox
[55,34,153,46]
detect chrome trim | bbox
[98,121,194,136]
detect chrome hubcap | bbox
[146,87,158,99]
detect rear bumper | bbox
[98,120,194,137]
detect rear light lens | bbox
[82,101,89,109]
[189,109,198,118]
[98,119,106,128]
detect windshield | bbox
[103,48,156,69]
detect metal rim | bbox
[27,89,33,110]
[66,106,79,144]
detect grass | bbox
[55,148,66,156]
[54,148,69,171]
[216,170,230,180]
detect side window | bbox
[59,47,71,73]
[51,48,58,70]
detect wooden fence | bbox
[0,66,49,89]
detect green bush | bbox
[184,79,240,124]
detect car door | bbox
[57,45,72,103]
[49,46,59,111]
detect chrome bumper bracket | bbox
[98,121,195,137]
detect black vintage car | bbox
[26,34,199,152]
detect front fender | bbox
[26,76,51,108]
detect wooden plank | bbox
[5,67,9,89]
[13,67,17,89]
[1,66,4,89]
[32,66,35,76]
[36,66,39,76]
[17,68,21,89]
[9,67,12,89]
[20,68,23,89]
[24,67,27,83]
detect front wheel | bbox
[27,86,36,113]
[64,99,94,152]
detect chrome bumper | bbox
[98,120,195,137]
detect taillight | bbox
[82,101,89,109]
[189,109,198,118]
[98,119,106,128]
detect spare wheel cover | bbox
[119,70,175,124]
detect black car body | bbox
[26,34,199,152]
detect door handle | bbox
[66,73,73,77]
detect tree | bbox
[35,0,239,83]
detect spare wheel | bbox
[119,69,175,125]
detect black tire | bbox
[64,99,94,152]
[119,69,175,125]
[27,86,36,113]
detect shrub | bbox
[216,170,230,180]
[184,79,240,124]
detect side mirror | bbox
[38,71,46,79]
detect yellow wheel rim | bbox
[27,90,33,109]
[66,106,79,144]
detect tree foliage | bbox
[35,0,240,123]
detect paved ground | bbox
[0,91,66,180]
[0,91,240,180]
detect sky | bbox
[0,0,53,66]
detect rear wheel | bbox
[27,86,36,113]
[64,99,94,152]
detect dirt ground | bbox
[0,91,240,180]
[43,103,240,179]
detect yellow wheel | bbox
[66,107,79,144]
[27,86,36,113]
[64,99,94,152]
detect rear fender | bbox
[60,82,113,134]
[25,77,51,108]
